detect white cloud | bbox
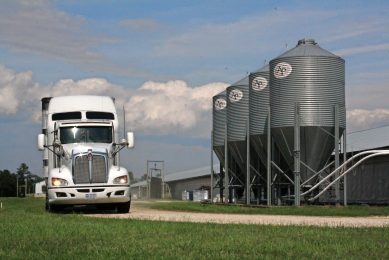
[335,43,389,57]
[0,65,36,114]
[124,80,227,136]
[50,78,118,97]
[347,109,389,132]
[0,64,227,137]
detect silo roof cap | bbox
[297,38,317,46]
[274,38,341,59]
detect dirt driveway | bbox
[87,201,389,227]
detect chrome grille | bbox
[74,155,90,184]
[73,154,107,184]
[91,156,107,183]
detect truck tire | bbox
[117,201,131,213]
[45,195,49,211]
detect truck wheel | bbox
[117,201,131,213]
[45,195,49,211]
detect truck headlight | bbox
[113,175,128,184]
[52,178,68,187]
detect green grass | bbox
[1,198,389,259]
[144,201,389,217]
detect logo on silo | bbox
[252,77,268,91]
[229,89,243,102]
[214,98,227,110]
[274,62,292,78]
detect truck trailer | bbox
[37,95,134,213]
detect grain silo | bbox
[226,76,249,201]
[248,65,270,201]
[249,64,270,167]
[270,38,345,195]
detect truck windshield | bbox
[60,126,113,144]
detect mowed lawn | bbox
[1,198,389,259]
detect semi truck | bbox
[37,95,134,213]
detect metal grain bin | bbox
[212,91,227,163]
[270,38,345,184]
[227,76,249,196]
[249,64,269,167]
[227,76,249,142]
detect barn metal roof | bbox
[164,164,219,183]
[347,125,389,153]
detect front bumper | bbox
[48,185,130,205]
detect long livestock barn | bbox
[130,165,219,201]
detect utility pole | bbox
[16,175,19,197]
[25,174,28,197]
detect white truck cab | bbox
[37,95,134,213]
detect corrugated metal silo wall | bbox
[270,39,345,183]
[227,78,249,187]
[249,65,269,169]
[212,91,227,163]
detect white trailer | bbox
[37,95,134,213]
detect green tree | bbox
[17,163,29,177]
[16,163,33,197]
[0,170,16,197]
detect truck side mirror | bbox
[37,134,45,151]
[127,132,134,149]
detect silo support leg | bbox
[211,130,214,203]
[246,120,251,205]
[294,103,301,206]
[343,128,347,206]
[334,105,340,205]
[267,107,272,206]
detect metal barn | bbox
[165,165,220,200]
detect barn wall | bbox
[347,156,389,204]
[167,176,220,200]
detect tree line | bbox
[0,163,43,197]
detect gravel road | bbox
[86,201,389,227]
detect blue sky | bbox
[0,0,389,177]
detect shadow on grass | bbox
[49,204,126,215]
